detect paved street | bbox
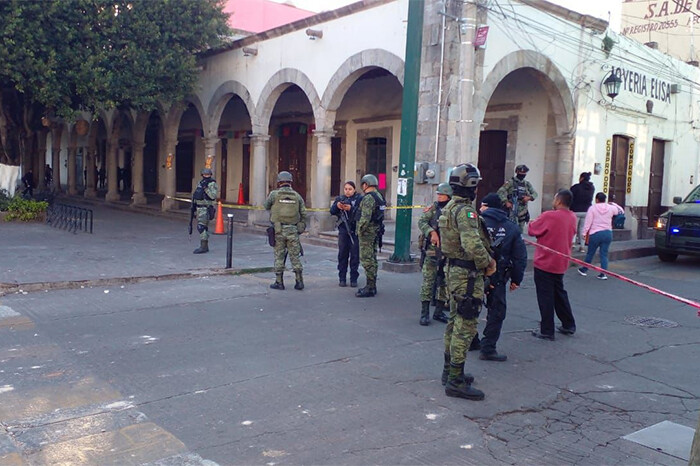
[1,205,699,465]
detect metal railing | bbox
[46,203,93,234]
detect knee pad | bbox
[197,224,208,234]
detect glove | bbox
[297,222,306,234]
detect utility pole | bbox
[390,0,424,263]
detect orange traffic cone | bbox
[214,201,225,234]
[237,183,245,205]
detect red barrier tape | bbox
[523,238,700,316]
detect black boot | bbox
[420,301,430,326]
[445,363,483,400]
[193,239,209,254]
[442,353,473,386]
[270,273,285,290]
[294,271,304,290]
[355,279,376,297]
[433,301,449,323]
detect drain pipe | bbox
[434,6,447,163]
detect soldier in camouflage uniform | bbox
[192,168,219,254]
[497,164,537,233]
[355,174,385,298]
[418,182,452,326]
[438,163,496,401]
[264,171,307,290]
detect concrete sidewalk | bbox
[1,196,655,292]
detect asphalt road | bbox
[1,254,699,465]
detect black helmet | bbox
[361,174,378,187]
[201,168,213,176]
[449,163,481,188]
[515,164,530,174]
[436,182,453,196]
[277,171,293,183]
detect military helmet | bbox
[201,168,213,176]
[515,164,530,173]
[436,182,453,196]
[360,174,379,187]
[277,171,293,183]
[448,163,481,188]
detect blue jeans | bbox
[581,230,613,272]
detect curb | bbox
[0,267,274,297]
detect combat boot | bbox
[420,301,430,326]
[270,273,285,290]
[193,239,209,254]
[442,353,473,386]
[433,300,449,323]
[445,363,483,400]
[355,279,376,298]
[294,271,304,290]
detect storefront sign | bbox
[610,66,672,103]
[603,139,612,194]
[626,141,635,194]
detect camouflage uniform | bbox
[439,195,493,365]
[356,190,384,289]
[497,177,537,232]
[418,203,448,303]
[264,186,307,275]
[193,178,219,241]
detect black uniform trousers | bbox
[338,226,359,282]
[533,267,576,336]
[481,282,507,354]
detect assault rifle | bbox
[188,200,196,236]
[340,207,354,245]
[431,247,446,306]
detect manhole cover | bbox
[624,316,679,328]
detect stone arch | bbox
[255,68,321,133]
[207,81,255,132]
[475,50,575,136]
[321,49,405,114]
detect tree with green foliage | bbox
[0,0,231,165]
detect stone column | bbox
[51,128,62,193]
[554,136,574,191]
[161,138,178,211]
[105,138,120,202]
[84,147,97,198]
[37,131,47,191]
[67,145,77,195]
[131,141,146,205]
[312,130,334,208]
[202,136,218,174]
[250,134,270,206]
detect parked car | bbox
[654,185,700,262]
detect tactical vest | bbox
[193,178,215,202]
[355,191,386,224]
[438,200,491,260]
[270,189,301,224]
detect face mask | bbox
[516,174,526,181]
[437,200,449,208]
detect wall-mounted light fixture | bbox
[305,28,323,40]
[242,47,258,57]
[603,71,622,100]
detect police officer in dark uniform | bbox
[330,181,362,287]
[192,168,219,254]
[475,193,527,361]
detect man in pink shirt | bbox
[527,189,577,339]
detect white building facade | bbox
[36,0,700,240]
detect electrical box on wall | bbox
[414,162,441,184]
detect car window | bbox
[684,185,700,203]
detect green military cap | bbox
[436,182,453,196]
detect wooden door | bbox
[331,137,342,197]
[175,140,194,193]
[610,135,629,207]
[648,139,666,222]
[477,130,507,205]
[278,123,307,201]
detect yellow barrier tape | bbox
[166,196,428,211]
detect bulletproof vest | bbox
[270,189,301,224]
[438,201,470,259]
[193,178,215,201]
[355,191,386,225]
